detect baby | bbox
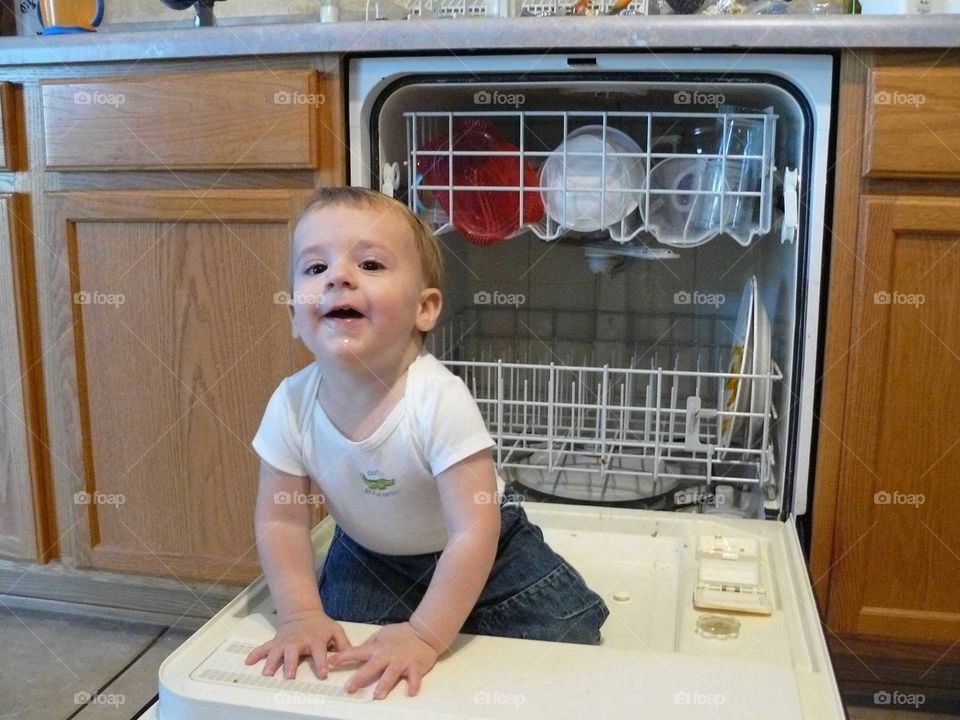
[244,187,609,700]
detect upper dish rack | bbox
[404,110,779,247]
[426,306,781,508]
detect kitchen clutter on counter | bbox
[368,0,854,16]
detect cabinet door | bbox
[0,195,48,560]
[865,63,960,180]
[41,70,322,171]
[0,82,16,171]
[827,195,960,643]
[43,190,314,583]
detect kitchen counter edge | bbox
[1,15,958,68]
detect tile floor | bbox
[0,602,958,719]
[0,604,189,720]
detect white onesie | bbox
[252,350,506,555]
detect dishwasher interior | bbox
[365,73,813,520]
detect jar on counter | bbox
[321,0,340,22]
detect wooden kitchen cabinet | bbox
[0,195,50,561]
[5,57,347,594]
[825,195,960,644]
[811,50,960,705]
[40,69,324,171]
[41,190,314,583]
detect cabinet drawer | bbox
[865,64,960,179]
[41,69,321,170]
[0,82,15,171]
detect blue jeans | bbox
[318,503,610,645]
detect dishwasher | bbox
[149,51,844,719]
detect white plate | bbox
[748,278,772,448]
[719,277,754,450]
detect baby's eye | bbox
[359,260,384,271]
[304,262,326,275]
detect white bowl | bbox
[539,126,645,233]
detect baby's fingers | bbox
[308,642,330,679]
[244,642,270,666]
[345,655,388,694]
[405,667,423,697]
[330,643,372,669]
[373,662,404,700]
[329,624,352,652]
[283,644,304,679]
[262,645,286,676]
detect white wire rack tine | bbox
[408,115,415,212]
[496,360,504,467]
[547,363,555,472]
[600,113,608,229]
[761,356,773,489]
[720,112,728,234]
[652,367,662,486]
[518,111,525,234]
[668,357,679,460]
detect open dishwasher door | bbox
[153,502,843,719]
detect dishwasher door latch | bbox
[781,168,799,244]
[693,534,773,616]
[380,162,400,197]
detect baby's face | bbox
[289,203,440,370]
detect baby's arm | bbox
[329,449,500,698]
[245,459,351,678]
[409,449,501,652]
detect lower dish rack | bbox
[427,306,781,512]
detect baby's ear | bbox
[287,300,299,339]
[416,287,443,333]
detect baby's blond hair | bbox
[291,187,443,292]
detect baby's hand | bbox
[329,622,439,700]
[244,610,352,680]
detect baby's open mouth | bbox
[324,306,365,319]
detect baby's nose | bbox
[326,263,356,286]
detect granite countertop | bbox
[0,15,958,67]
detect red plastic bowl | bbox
[416,119,544,245]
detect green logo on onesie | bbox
[361,471,398,495]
